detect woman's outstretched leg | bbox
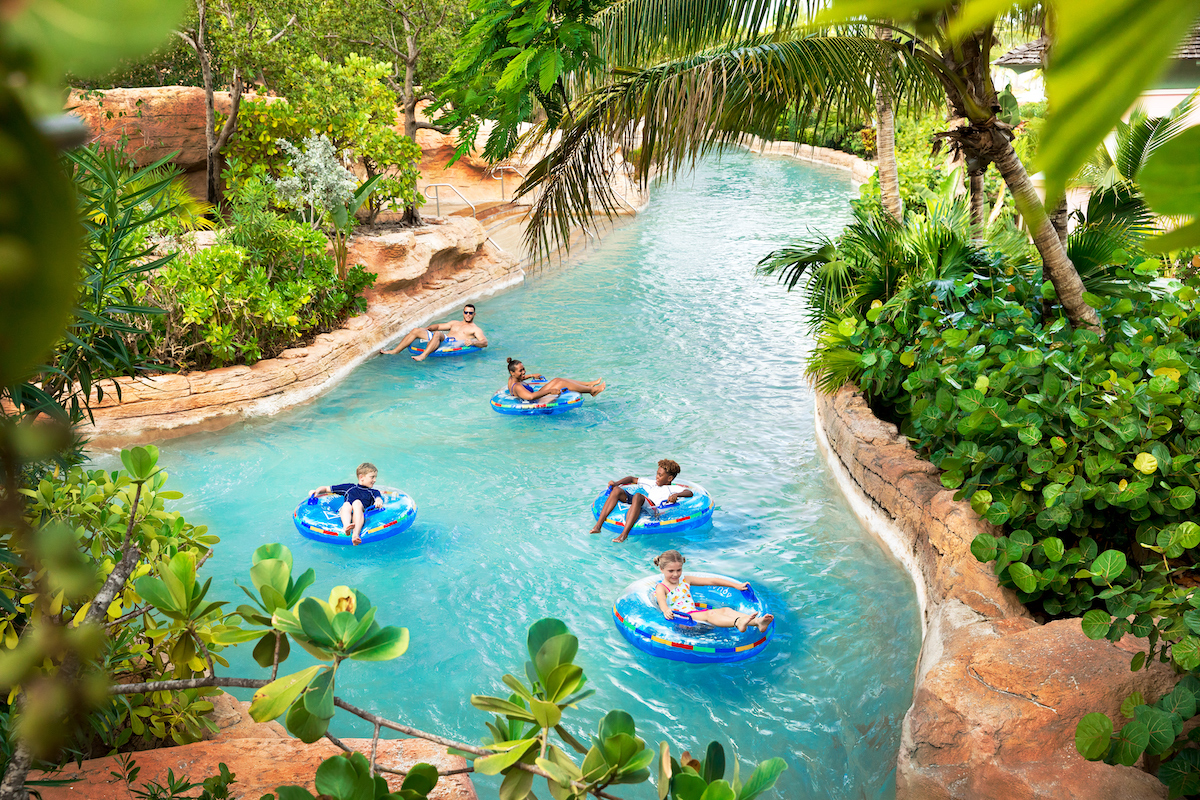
[543,377,605,396]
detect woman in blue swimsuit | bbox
[506,358,606,402]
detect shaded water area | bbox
[113,151,922,798]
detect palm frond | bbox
[593,0,808,68]
[516,31,943,261]
[1067,222,1140,297]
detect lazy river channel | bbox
[127,151,922,798]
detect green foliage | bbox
[0,86,80,392]
[249,586,408,743]
[135,179,375,370]
[3,447,231,755]
[1076,677,1200,796]
[659,741,786,800]
[266,751,439,800]
[1036,0,1200,205]
[224,53,422,222]
[430,0,606,163]
[228,544,315,670]
[118,759,237,800]
[6,0,186,113]
[3,141,217,439]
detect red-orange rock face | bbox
[817,385,1172,800]
[29,737,478,800]
[67,86,237,171]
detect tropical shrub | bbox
[468,617,787,800]
[772,191,1200,791]
[3,453,226,757]
[1,144,185,431]
[224,53,422,223]
[136,179,374,370]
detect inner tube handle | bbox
[741,584,757,602]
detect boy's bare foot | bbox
[588,525,602,534]
[612,532,628,543]
[755,614,775,633]
[352,534,362,545]
[343,522,354,535]
[591,380,606,397]
[411,353,428,362]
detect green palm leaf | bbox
[594,0,808,67]
[515,31,942,260]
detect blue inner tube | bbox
[612,573,774,664]
[591,482,714,534]
[293,487,417,545]
[491,379,584,415]
[407,336,481,357]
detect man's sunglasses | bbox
[463,311,475,316]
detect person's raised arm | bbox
[310,485,331,497]
[666,488,694,503]
[688,575,750,591]
[655,584,675,620]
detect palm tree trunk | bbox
[991,142,1100,331]
[874,27,901,221]
[968,172,985,232]
[401,22,422,227]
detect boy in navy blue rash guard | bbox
[310,462,383,545]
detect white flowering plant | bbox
[273,135,357,230]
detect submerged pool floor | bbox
[125,151,921,799]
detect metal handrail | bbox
[424,184,476,218]
[490,165,528,202]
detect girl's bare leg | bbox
[693,608,761,632]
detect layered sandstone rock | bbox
[816,385,1173,800]
[30,736,477,800]
[80,216,520,444]
[29,692,477,799]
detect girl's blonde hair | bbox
[653,550,685,569]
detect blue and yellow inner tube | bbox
[612,573,774,663]
[491,379,584,415]
[591,482,714,535]
[407,336,481,357]
[293,487,417,545]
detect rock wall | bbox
[80,216,521,445]
[815,385,1175,800]
[737,135,877,183]
[29,692,478,799]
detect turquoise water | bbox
[112,151,922,798]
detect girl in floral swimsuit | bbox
[652,550,774,633]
